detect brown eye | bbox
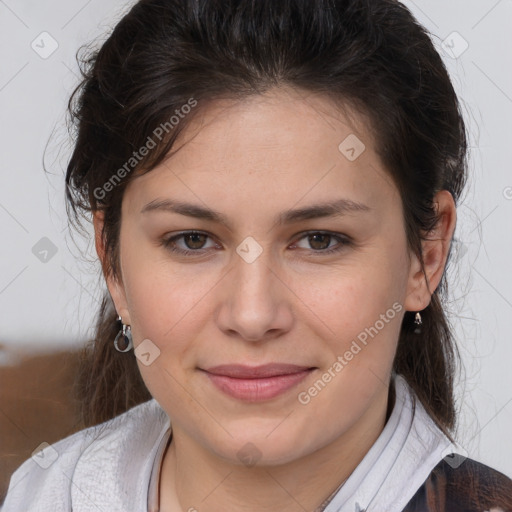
[182,232,208,250]
[162,231,217,255]
[291,231,351,255]
[308,233,332,250]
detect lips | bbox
[203,363,314,379]
[200,364,316,402]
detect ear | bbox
[92,211,131,324]
[404,190,457,312]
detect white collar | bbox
[70,399,170,511]
[324,374,455,511]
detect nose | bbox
[214,245,293,343]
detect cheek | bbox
[122,258,215,414]
[292,249,408,402]
[119,236,218,357]
[296,255,405,340]
[127,270,213,351]
[291,258,406,435]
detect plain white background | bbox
[0,0,511,478]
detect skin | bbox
[93,86,456,512]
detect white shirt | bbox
[1,374,460,512]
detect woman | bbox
[3,0,512,511]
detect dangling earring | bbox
[414,311,422,334]
[114,315,133,352]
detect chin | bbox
[205,424,313,467]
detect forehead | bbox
[124,87,397,218]
[170,88,375,164]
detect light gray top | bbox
[2,374,459,512]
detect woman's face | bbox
[103,87,424,465]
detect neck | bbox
[159,383,393,512]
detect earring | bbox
[114,315,133,352]
[414,311,422,334]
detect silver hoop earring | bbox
[414,311,422,334]
[114,315,133,352]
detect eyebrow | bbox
[140,197,372,228]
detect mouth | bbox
[200,364,316,402]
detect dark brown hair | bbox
[65,0,468,439]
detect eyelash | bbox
[161,230,351,257]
